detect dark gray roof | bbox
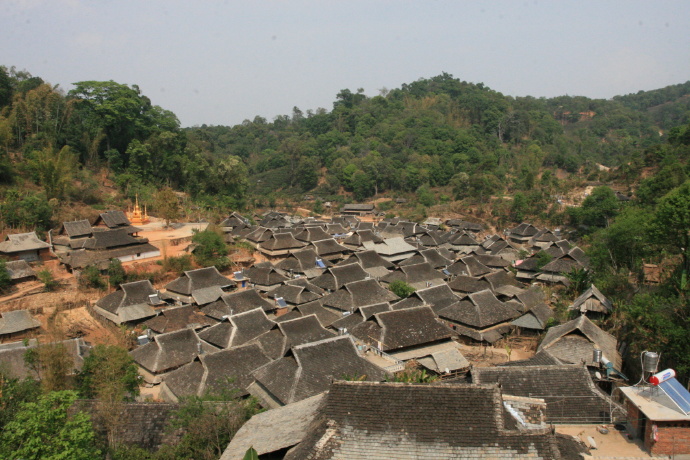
[343,229,383,248]
[311,263,369,291]
[259,232,307,251]
[296,302,340,327]
[61,219,93,238]
[284,381,562,460]
[445,219,484,231]
[381,262,446,287]
[243,265,289,287]
[94,280,159,324]
[448,275,491,293]
[568,284,613,314]
[399,248,453,269]
[509,222,540,237]
[350,306,454,352]
[472,365,625,424]
[294,226,332,242]
[500,350,564,367]
[144,305,216,334]
[131,328,213,374]
[269,280,323,306]
[321,278,399,312]
[0,310,41,335]
[162,343,271,400]
[438,289,521,329]
[472,254,511,268]
[278,314,336,347]
[164,267,235,299]
[250,335,388,406]
[538,315,621,369]
[329,303,391,331]
[350,250,394,269]
[96,210,132,228]
[447,256,492,277]
[0,232,51,253]
[244,226,273,243]
[5,260,36,280]
[341,203,375,211]
[309,239,350,257]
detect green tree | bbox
[569,186,620,230]
[0,390,102,460]
[192,229,229,270]
[416,184,435,207]
[389,280,415,298]
[154,186,180,228]
[654,180,690,276]
[26,145,78,200]
[296,157,319,191]
[37,269,59,291]
[79,265,105,290]
[107,259,127,287]
[0,259,11,293]
[23,342,74,392]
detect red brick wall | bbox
[646,421,690,456]
[626,400,642,437]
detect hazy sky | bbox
[2,0,689,127]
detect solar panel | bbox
[659,378,690,415]
[275,297,288,308]
[442,269,451,276]
[315,258,326,268]
[234,271,245,281]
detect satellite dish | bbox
[595,371,602,380]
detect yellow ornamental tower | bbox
[127,195,149,225]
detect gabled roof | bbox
[350,305,453,352]
[144,305,216,334]
[162,343,271,401]
[0,310,41,335]
[221,392,326,460]
[538,315,621,369]
[244,226,273,243]
[94,279,159,324]
[243,265,289,287]
[321,278,399,312]
[361,237,417,258]
[200,289,274,320]
[308,239,349,257]
[341,203,375,211]
[413,284,461,314]
[311,263,369,291]
[60,219,93,238]
[349,249,394,270]
[164,266,235,299]
[284,381,562,460]
[569,284,612,314]
[278,314,336,348]
[259,232,307,251]
[94,210,132,229]
[399,248,453,269]
[249,335,387,406]
[381,262,446,289]
[448,275,491,294]
[0,232,51,253]
[294,226,332,242]
[5,260,36,280]
[447,231,479,246]
[274,248,331,277]
[269,279,324,305]
[472,365,625,424]
[329,303,392,331]
[500,350,564,367]
[438,289,521,329]
[447,255,492,277]
[509,222,540,237]
[511,303,553,330]
[82,228,147,249]
[0,338,88,379]
[219,212,250,228]
[472,254,511,268]
[343,229,383,248]
[445,219,483,231]
[296,302,341,328]
[131,328,214,374]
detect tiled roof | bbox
[0,232,51,253]
[321,278,399,312]
[221,392,326,460]
[311,263,369,291]
[278,314,336,347]
[350,305,453,352]
[144,305,215,334]
[162,343,271,400]
[200,288,273,320]
[538,315,621,369]
[0,310,41,335]
[472,365,625,424]
[568,284,612,314]
[164,266,235,297]
[250,335,387,406]
[131,328,214,374]
[284,381,562,460]
[94,279,159,324]
[61,219,93,238]
[438,289,521,328]
[5,260,36,280]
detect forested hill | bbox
[183,74,690,203]
[1,66,690,223]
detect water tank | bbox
[592,349,602,364]
[650,369,675,385]
[643,351,660,373]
